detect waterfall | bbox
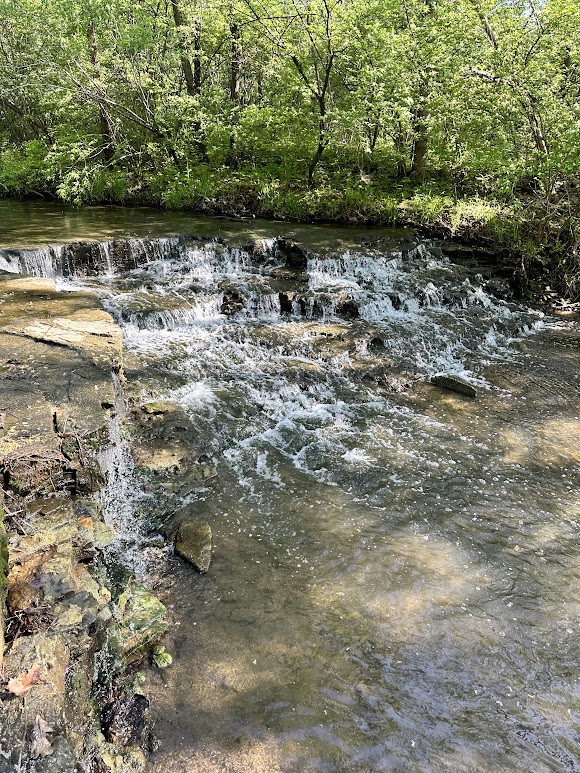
[96,372,148,575]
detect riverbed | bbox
[2,201,579,773]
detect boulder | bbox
[221,289,245,316]
[430,374,477,398]
[174,519,212,573]
[368,337,386,353]
[335,296,359,319]
[279,291,296,313]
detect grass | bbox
[2,147,578,300]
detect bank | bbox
[1,165,579,306]
[0,273,169,772]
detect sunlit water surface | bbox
[3,202,579,772]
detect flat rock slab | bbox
[175,519,212,573]
[0,272,123,461]
[430,374,478,398]
[0,273,122,367]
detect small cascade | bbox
[6,218,571,773]
[0,236,181,278]
[97,372,148,575]
[4,231,543,376]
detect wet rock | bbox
[0,272,120,501]
[221,289,245,316]
[387,292,403,310]
[141,401,175,415]
[2,307,122,364]
[54,409,77,435]
[100,748,147,773]
[133,446,183,473]
[335,296,359,319]
[276,239,308,270]
[430,374,477,398]
[368,337,386,353]
[117,578,168,663]
[29,715,55,758]
[0,497,7,670]
[279,291,296,313]
[150,645,172,668]
[0,631,81,771]
[74,499,114,553]
[175,519,213,573]
[129,403,216,484]
[511,266,529,299]
[76,459,106,494]
[102,695,149,748]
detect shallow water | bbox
[3,206,579,772]
[0,199,402,250]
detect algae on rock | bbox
[115,578,168,663]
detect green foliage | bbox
[0,0,578,294]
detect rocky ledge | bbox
[0,272,167,772]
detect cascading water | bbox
[7,226,579,772]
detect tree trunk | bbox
[394,123,408,177]
[227,21,242,166]
[87,21,114,162]
[230,23,241,103]
[171,0,207,161]
[194,26,202,96]
[308,99,326,188]
[410,107,429,182]
[308,138,325,188]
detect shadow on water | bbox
[141,324,580,773]
[0,199,404,251]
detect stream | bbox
[2,201,579,772]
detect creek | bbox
[1,201,579,773]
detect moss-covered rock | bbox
[116,578,167,664]
[0,494,7,671]
[150,645,172,668]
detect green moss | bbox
[116,578,167,663]
[61,436,81,460]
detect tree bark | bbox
[227,21,242,165]
[308,110,327,189]
[410,106,429,181]
[393,123,408,177]
[468,0,498,49]
[171,0,207,161]
[230,23,241,103]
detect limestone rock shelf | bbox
[0,272,162,773]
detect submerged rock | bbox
[117,579,168,663]
[279,290,297,313]
[141,401,175,415]
[174,519,213,573]
[150,645,172,668]
[221,289,245,316]
[430,374,478,398]
[368,336,386,353]
[335,296,360,319]
[102,694,149,748]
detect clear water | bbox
[3,205,579,772]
